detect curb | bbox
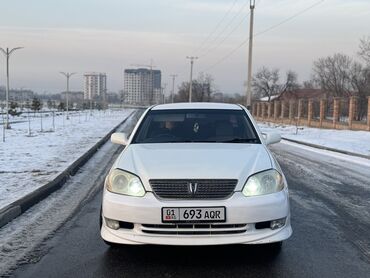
[0,110,137,228]
[282,137,370,160]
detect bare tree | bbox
[350,61,370,120]
[313,50,370,120]
[302,80,317,89]
[252,67,281,101]
[358,37,370,65]
[197,73,215,102]
[280,70,300,93]
[175,83,189,102]
[213,93,245,104]
[174,74,215,103]
[313,53,353,97]
[252,67,300,101]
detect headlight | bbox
[242,169,284,197]
[106,169,145,197]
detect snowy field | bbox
[0,109,134,210]
[258,122,370,157]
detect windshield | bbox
[132,109,260,144]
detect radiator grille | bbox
[149,179,237,200]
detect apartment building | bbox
[124,68,162,105]
[84,73,107,100]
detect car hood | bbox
[114,143,273,191]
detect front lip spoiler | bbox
[101,221,292,246]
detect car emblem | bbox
[193,123,200,133]
[188,182,198,195]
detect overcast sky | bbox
[0,0,369,96]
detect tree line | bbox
[172,37,370,119]
[251,37,370,119]
[175,37,370,102]
[4,97,107,116]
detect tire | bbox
[267,241,283,253]
[103,239,121,248]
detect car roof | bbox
[151,102,244,111]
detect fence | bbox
[253,96,370,131]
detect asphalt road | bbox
[11,142,370,278]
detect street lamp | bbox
[0,47,24,129]
[59,72,77,120]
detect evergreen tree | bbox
[31,97,42,111]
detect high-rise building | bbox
[124,68,162,105]
[84,73,107,100]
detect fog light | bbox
[105,218,120,230]
[270,218,286,230]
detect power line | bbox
[201,0,325,72]
[194,0,239,55]
[199,10,251,59]
[196,0,250,57]
[254,0,325,38]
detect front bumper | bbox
[101,190,292,246]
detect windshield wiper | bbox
[140,139,259,144]
[174,140,218,143]
[221,138,259,143]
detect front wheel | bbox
[103,239,121,248]
[267,241,283,253]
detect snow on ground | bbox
[0,109,134,210]
[0,114,141,276]
[258,122,370,157]
[281,141,370,168]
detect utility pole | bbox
[186,56,198,102]
[170,74,177,103]
[246,0,256,110]
[0,47,23,129]
[60,72,76,120]
[162,83,167,104]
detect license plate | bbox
[162,207,226,223]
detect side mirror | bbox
[263,132,281,145]
[111,132,129,145]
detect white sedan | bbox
[101,103,292,250]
